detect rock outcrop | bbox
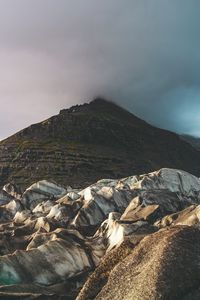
[0,168,200,299]
[0,98,200,190]
[92,226,200,300]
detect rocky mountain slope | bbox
[0,98,200,189]
[181,134,200,151]
[0,168,200,299]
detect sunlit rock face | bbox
[155,204,200,228]
[21,180,67,210]
[0,168,200,299]
[3,183,22,200]
[72,184,135,231]
[91,226,200,300]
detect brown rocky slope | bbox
[0,98,200,189]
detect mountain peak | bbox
[89,97,125,112]
[59,97,121,115]
[89,97,117,106]
[0,98,200,189]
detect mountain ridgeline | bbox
[181,134,200,151]
[0,98,200,189]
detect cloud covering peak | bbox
[0,0,200,138]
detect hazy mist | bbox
[0,1,200,138]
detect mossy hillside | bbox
[0,98,200,189]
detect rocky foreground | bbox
[0,169,200,299]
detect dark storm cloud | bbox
[0,0,200,138]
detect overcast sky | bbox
[0,0,200,139]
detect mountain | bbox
[0,168,200,299]
[0,98,200,189]
[181,134,200,151]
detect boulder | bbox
[92,226,200,300]
[21,180,67,210]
